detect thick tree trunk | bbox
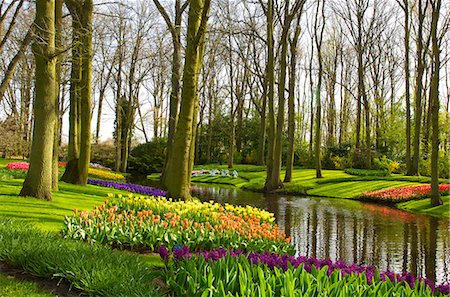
[159,0,184,186]
[77,0,93,185]
[165,0,210,200]
[20,0,56,200]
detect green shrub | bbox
[344,168,390,177]
[90,141,116,169]
[419,152,449,179]
[322,144,353,169]
[373,156,400,174]
[0,217,158,296]
[127,139,166,177]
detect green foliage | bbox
[0,168,28,180]
[160,254,443,297]
[419,152,449,179]
[90,141,116,169]
[344,168,390,177]
[0,218,159,296]
[322,144,353,169]
[127,139,166,177]
[373,156,400,174]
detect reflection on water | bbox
[191,184,450,285]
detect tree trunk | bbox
[78,0,93,185]
[411,0,426,175]
[257,80,267,165]
[264,0,275,190]
[284,19,300,183]
[402,0,412,174]
[20,0,56,200]
[61,10,82,183]
[227,29,235,169]
[429,0,442,206]
[52,0,63,191]
[159,0,184,186]
[164,0,210,200]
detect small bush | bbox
[127,140,166,177]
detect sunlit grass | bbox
[0,274,55,297]
[0,179,133,232]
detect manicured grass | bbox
[0,274,55,297]
[0,179,164,295]
[0,218,160,296]
[396,195,450,217]
[0,179,135,232]
[189,165,448,218]
[190,167,424,198]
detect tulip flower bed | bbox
[6,161,29,170]
[360,184,450,203]
[63,195,294,254]
[87,168,125,181]
[88,179,166,197]
[158,246,450,297]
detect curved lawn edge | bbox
[187,168,448,219]
[396,196,450,218]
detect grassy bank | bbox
[0,178,163,296]
[186,165,449,218]
[0,179,132,232]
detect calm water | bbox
[191,184,450,285]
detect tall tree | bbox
[61,0,93,185]
[314,0,326,178]
[164,0,211,200]
[52,0,63,191]
[396,0,413,174]
[284,16,301,183]
[153,0,188,185]
[266,0,306,191]
[429,0,443,206]
[411,0,430,175]
[20,0,56,200]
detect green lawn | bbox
[0,178,163,295]
[188,165,449,218]
[0,179,133,232]
[190,167,427,198]
[396,195,450,217]
[0,274,55,297]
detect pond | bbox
[191,183,450,285]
